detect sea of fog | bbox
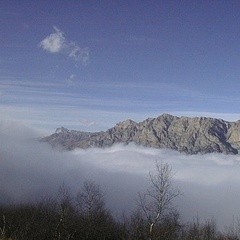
[1,120,240,229]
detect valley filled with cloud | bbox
[2,120,240,229]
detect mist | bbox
[1,121,240,228]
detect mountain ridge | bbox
[41,114,240,154]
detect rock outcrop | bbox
[41,114,240,154]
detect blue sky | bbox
[1,0,240,133]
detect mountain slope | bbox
[41,114,240,154]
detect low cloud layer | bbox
[1,120,240,228]
[39,26,89,65]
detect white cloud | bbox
[39,26,89,65]
[39,26,65,53]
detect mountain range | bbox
[41,114,240,154]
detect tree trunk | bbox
[149,222,154,240]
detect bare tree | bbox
[76,180,105,218]
[76,180,116,239]
[137,160,181,240]
[0,214,6,238]
[55,183,75,240]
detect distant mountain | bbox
[41,114,240,154]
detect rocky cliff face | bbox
[41,114,240,154]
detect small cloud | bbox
[68,43,89,65]
[39,26,65,53]
[39,26,89,65]
[66,74,75,86]
[80,118,98,128]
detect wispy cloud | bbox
[2,78,240,133]
[66,74,76,86]
[39,26,89,65]
[79,118,98,128]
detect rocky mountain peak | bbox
[116,119,138,129]
[55,126,70,134]
[41,114,240,154]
